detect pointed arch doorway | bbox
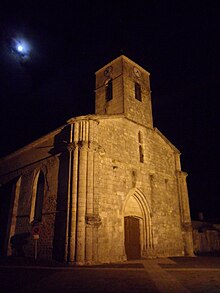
[124,216,141,259]
[123,188,153,260]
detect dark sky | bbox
[0,1,220,221]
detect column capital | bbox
[86,214,101,227]
[78,141,89,149]
[66,142,76,152]
[176,170,188,178]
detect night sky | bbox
[0,1,220,221]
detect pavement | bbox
[0,255,220,292]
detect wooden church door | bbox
[124,216,141,259]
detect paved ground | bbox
[0,255,220,292]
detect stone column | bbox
[68,122,79,262]
[85,120,94,264]
[148,174,155,254]
[76,121,88,264]
[177,171,194,256]
[180,172,191,223]
[64,124,74,262]
[90,123,100,263]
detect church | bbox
[0,55,194,264]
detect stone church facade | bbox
[0,56,194,264]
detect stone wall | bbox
[93,116,185,262]
[192,221,220,253]
[95,55,153,128]
[0,114,193,263]
[0,126,70,260]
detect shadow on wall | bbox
[0,178,19,257]
[10,232,30,257]
[50,126,70,262]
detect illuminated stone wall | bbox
[93,117,190,262]
[0,55,194,263]
[95,55,153,128]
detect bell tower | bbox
[95,55,153,128]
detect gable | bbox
[0,124,70,180]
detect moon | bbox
[17,45,24,52]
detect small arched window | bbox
[135,82,142,101]
[30,171,45,222]
[138,131,143,144]
[34,171,44,221]
[105,79,113,102]
[138,131,144,163]
[139,145,144,163]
